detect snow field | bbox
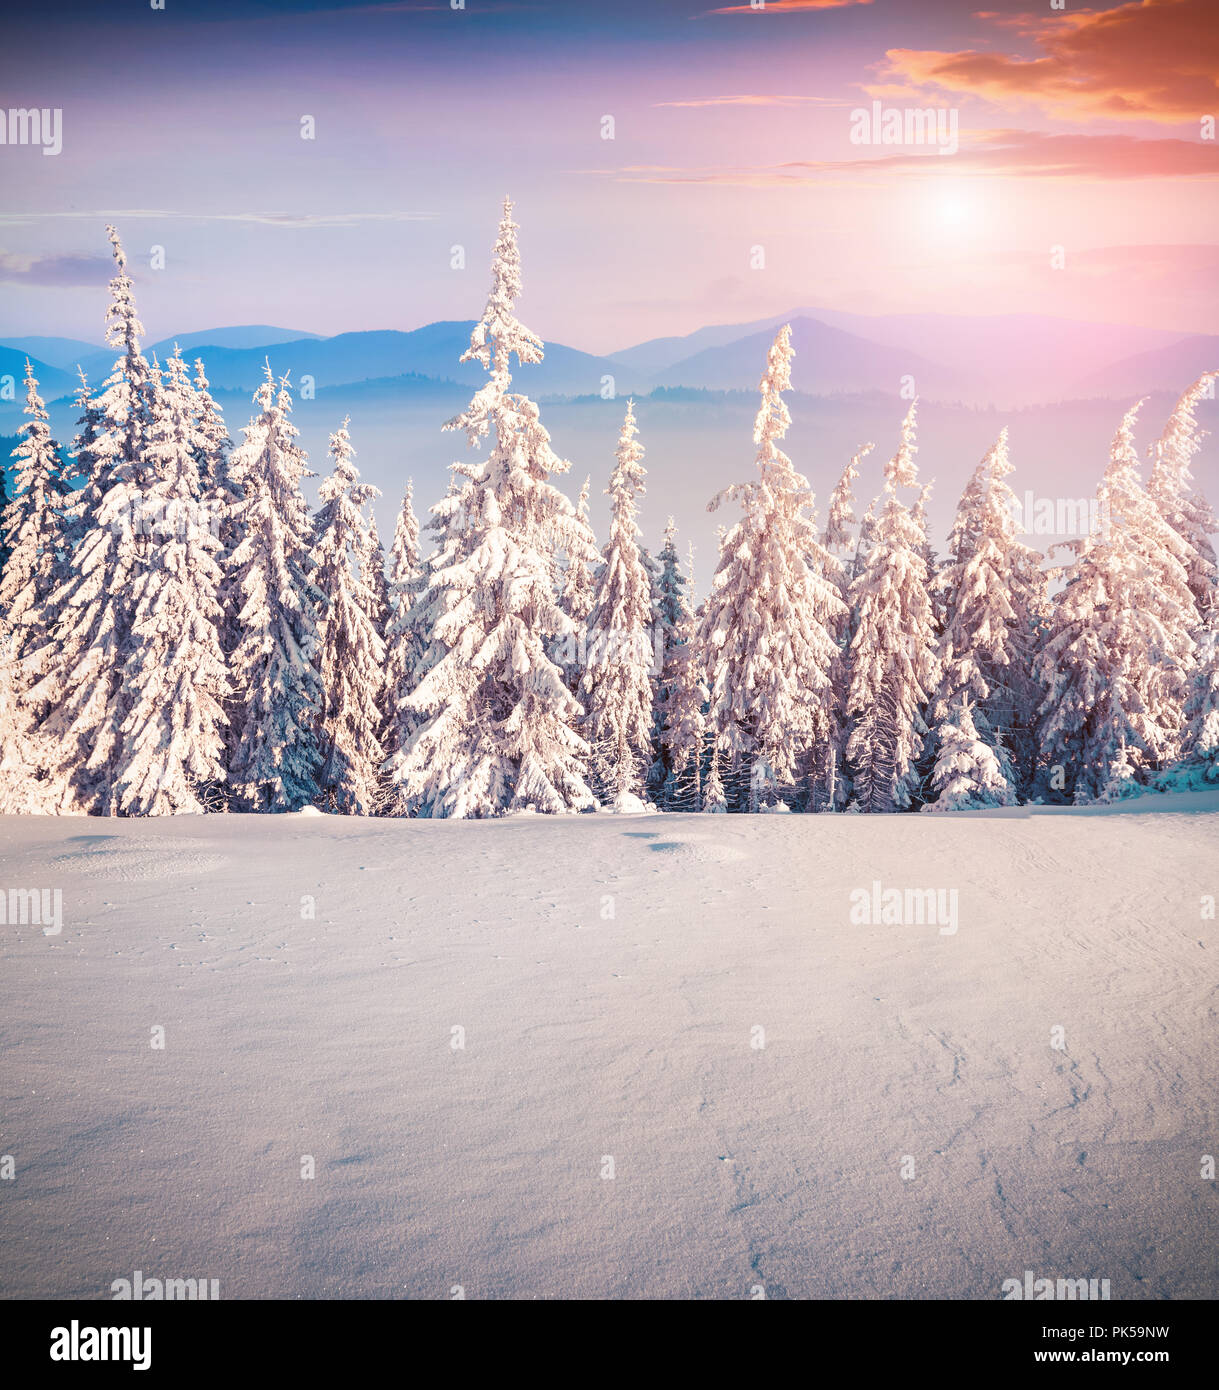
[1,802,1216,1299]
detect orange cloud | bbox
[877,0,1219,124]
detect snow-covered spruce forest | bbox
[2,202,1217,820]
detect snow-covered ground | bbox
[1,799,1217,1300]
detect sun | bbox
[935,191,974,229]
[915,178,991,246]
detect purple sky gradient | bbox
[1,0,1215,351]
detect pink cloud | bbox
[706,0,872,13]
[653,94,849,108]
[587,130,1219,186]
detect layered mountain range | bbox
[3,309,1214,414]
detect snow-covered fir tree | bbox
[931,428,1045,801]
[18,368,94,725]
[0,363,69,666]
[362,512,390,638]
[845,402,941,812]
[922,698,1014,812]
[652,520,687,644]
[702,747,727,813]
[809,445,873,811]
[226,367,324,810]
[1182,628,1219,782]
[59,368,102,551]
[822,446,868,556]
[0,465,8,583]
[189,357,233,494]
[657,536,708,810]
[381,481,429,813]
[819,443,870,637]
[640,540,663,650]
[397,197,595,817]
[1147,373,1219,786]
[648,517,689,800]
[909,477,943,811]
[849,494,880,587]
[361,512,392,810]
[911,479,941,625]
[558,473,599,688]
[186,355,248,670]
[112,349,230,814]
[580,401,656,808]
[697,324,844,811]
[1148,372,1217,622]
[0,624,51,813]
[29,226,161,811]
[311,420,386,814]
[1035,401,1197,802]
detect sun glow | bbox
[935,191,974,229]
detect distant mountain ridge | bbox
[613,307,1194,405]
[132,323,641,400]
[0,323,639,403]
[1,336,105,371]
[0,347,77,402]
[1073,334,1219,398]
[1,311,1211,414]
[148,325,322,355]
[653,315,968,399]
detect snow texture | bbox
[1,801,1216,1299]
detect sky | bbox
[1,0,1216,353]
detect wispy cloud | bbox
[0,209,435,229]
[654,94,850,108]
[0,251,112,286]
[583,130,1219,186]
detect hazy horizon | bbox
[2,299,1208,360]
